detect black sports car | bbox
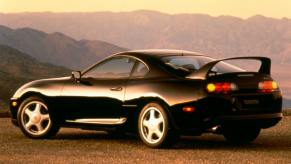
[10,49,282,148]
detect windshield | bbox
[161,56,245,76]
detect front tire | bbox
[222,124,261,144]
[138,102,178,148]
[17,96,59,139]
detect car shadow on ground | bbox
[52,129,291,151]
[173,135,291,150]
[53,129,138,140]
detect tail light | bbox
[258,81,278,92]
[206,82,237,94]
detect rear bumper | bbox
[218,112,282,129]
[219,112,282,120]
[174,112,282,135]
[172,91,283,131]
[170,99,283,132]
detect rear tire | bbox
[138,102,178,148]
[17,96,60,139]
[222,124,260,144]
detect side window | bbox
[84,57,135,79]
[131,61,149,77]
[164,57,200,70]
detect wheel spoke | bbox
[35,123,44,132]
[154,129,163,138]
[41,114,50,121]
[143,119,149,128]
[34,103,41,113]
[149,109,155,120]
[156,116,164,125]
[24,108,33,118]
[25,120,33,129]
[147,130,154,141]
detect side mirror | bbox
[71,71,81,82]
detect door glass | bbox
[84,57,135,78]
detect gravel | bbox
[0,117,290,163]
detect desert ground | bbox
[0,116,290,163]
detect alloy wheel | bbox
[140,106,165,144]
[20,100,51,136]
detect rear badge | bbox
[237,74,254,77]
[243,99,259,105]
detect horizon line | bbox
[0,9,290,20]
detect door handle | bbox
[110,87,123,91]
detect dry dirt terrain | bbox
[0,117,290,163]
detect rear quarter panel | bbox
[124,78,206,107]
[124,77,208,131]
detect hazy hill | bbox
[1,10,291,63]
[284,99,291,108]
[0,25,126,70]
[1,11,291,99]
[0,44,70,112]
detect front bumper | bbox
[10,97,19,126]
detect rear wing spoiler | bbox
[186,56,271,80]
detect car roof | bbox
[115,49,205,58]
[82,49,209,77]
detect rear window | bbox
[161,56,245,76]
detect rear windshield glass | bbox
[161,56,245,76]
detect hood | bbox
[12,76,71,98]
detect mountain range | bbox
[1,10,291,64]
[0,44,70,112]
[0,25,126,70]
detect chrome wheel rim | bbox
[140,107,165,144]
[20,101,51,135]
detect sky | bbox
[0,0,290,19]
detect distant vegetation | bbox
[283,99,291,108]
[0,45,70,112]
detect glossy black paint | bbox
[10,49,282,134]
